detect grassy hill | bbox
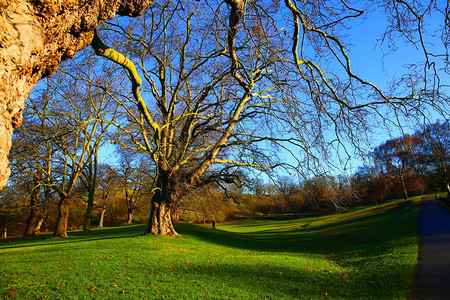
[0,198,419,299]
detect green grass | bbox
[0,199,419,299]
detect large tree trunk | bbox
[53,196,69,237]
[145,172,178,236]
[146,200,178,236]
[23,185,40,236]
[0,0,153,190]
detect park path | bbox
[412,196,450,299]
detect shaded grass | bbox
[0,198,419,299]
[437,192,450,211]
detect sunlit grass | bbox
[0,198,419,299]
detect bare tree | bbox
[91,0,295,235]
[87,0,449,235]
[20,52,120,237]
[116,150,150,225]
[417,121,450,193]
[10,123,55,237]
[9,78,62,236]
[372,134,419,200]
[95,164,120,227]
[352,165,390,205]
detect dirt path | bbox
[412,196,450,299]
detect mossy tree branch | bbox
[91,30,161,138]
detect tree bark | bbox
[146,200,178,236]
[145,172,178,236]
[98,208,106,228]
[53,196,69,237]
[83,199,94,231]
[0,0,154,190]
[23,185,40,236]
[126,210,133,225]
[34,216,44,234]
[23,208,39,237]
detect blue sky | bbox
[344,5,448,148]
[25,2,449,184]
[270,3,450,180]
[95,3,450,182]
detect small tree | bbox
[372,135,419,200]
[95,165,120,227]
[352,166,389,205]
[23,52,119,237]
[417,121,450,193]
[9,79,60,237]
[116,151,150,225]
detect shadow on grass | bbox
[159,258,414,299]
[0,224,146,250]
[0,203,419,299]
[0,201,418,260]
[232,203,406,235]
[175,202,419,257]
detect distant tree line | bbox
[1,113,448,237]
[184,121,450,219]
[360,121,449,202]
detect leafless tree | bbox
[9,78,62,236]
[116,150,151,225]
[87,0,449,235]
[371,134,420,200]
[94,164,120,227]
[10,123,55,237]
[16,52,121,237]
[417,121,450,193]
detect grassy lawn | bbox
[0,199,419,299]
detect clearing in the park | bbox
[0,198,418,299]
